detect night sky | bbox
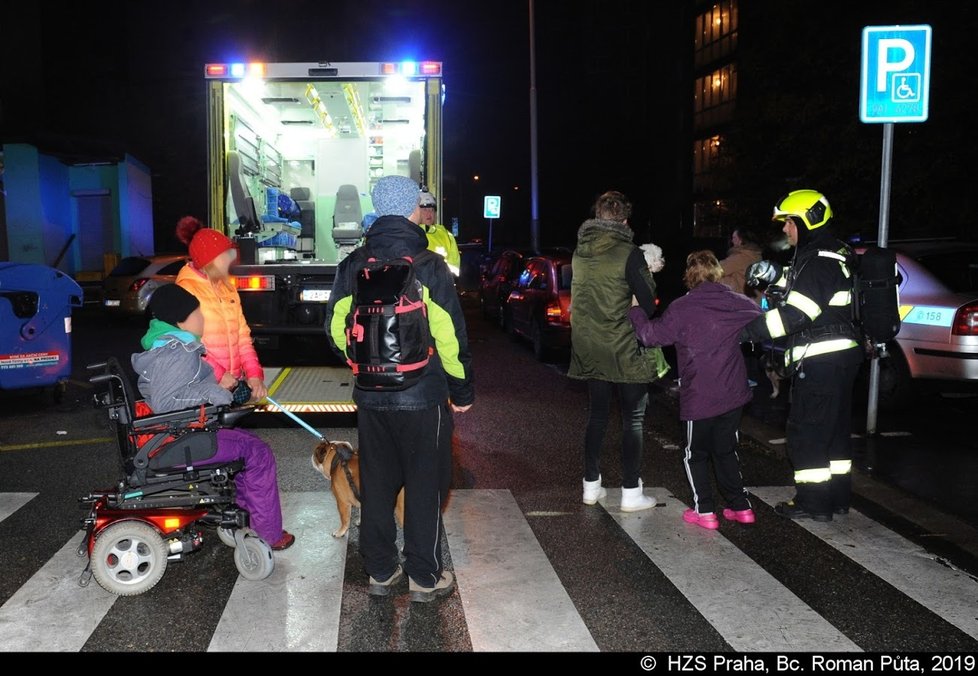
[1,1,975,264]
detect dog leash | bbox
[265,396,360,501]
[264,396,325,440]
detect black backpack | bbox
[852,246,902,347]
[345,250,435,391]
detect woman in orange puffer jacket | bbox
[175,216,268,404]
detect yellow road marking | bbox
[266,367,292,399]
[0,437,114,452]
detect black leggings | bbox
[584,380,649,488]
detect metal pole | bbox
[488,218,495,253]
[528,0,541,254]
[866,122,894,436]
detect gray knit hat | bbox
[371,175,420,218]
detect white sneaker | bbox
[620,479,656,512]
[582,475,607,505]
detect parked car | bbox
[504,252,573,361]
[102,254,188,318]
[480,249,527,327]
[858,240,978,407]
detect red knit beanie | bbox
[176,216,234,268]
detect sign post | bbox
[484,195,501,253]
[859,24,931,435]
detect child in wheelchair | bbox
[131,284,294,551]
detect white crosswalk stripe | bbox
[600,488,860,652]
[751,486,978,641]
[0,532,118,651]
[444,489,598,651]
[0,493,37,524]
[208,492,347,652]
[0,488,975,652]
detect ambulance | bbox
[204,60,444,413]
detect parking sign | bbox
[860,25,932,123]
[483,195,501,219]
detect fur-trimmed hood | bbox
[574,218,635,258]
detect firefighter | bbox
[419,190,461,276]
[742,189,864,521]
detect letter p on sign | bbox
[876,39,915,92]
[860,25,931,123]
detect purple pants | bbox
[210,428,284,544]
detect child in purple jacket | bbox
[629,251,762,529]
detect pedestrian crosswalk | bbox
[0,487,976,652]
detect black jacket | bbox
[325,215,474,411]
[742,229,862,366]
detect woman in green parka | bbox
[569,191,669,512]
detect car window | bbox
[155,260,187,276]
[527,261,550,290]
[108,257,150,277]
[558,263,573,290]
[914,251,978,294]
[516,264,533,289]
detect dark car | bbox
[479,249,527,327]
[504,252,573,361]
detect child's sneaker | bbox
[722,508,756,524]
[682,508,719,530]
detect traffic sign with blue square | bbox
[860,25,932,123]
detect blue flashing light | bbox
[230,63,246,78]
[401,61,417,76]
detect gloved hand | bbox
[746,260,782,288]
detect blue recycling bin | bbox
[0,263,84,400]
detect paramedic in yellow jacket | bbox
[175,216,267,405]
[419,190,461,277]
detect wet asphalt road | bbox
[1,296,977,652]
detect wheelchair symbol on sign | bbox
[891,73,921,103]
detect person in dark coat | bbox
[629,251,761,529]
[325,175,474,603]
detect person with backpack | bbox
[325,175,474,603]
[741,190,863,522]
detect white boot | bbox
[582,475,607,505]
[620,479,657,512]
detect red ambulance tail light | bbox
[232,275,275,292]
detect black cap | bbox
[149,284,200,326]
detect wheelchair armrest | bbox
[132,404,222,430]
[218,405,255,428]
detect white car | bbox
[102,255,188,318]
[869,241,978,407]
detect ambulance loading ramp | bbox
[258,366,356,414]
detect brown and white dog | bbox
[311,440,405,538]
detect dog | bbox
[311,440,405,538]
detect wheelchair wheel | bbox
[217,527,237,548]
[233,530,275,581]
[91,521,168,596]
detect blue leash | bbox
[264,396,326,441]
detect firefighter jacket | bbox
[741,231,862,367]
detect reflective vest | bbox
[746,243,860,366]
[422,224,461,276]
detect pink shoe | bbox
[682,508,719,530]
[722,508,756,524]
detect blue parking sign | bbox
[860,25,932,123]
[483,195,501,219]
